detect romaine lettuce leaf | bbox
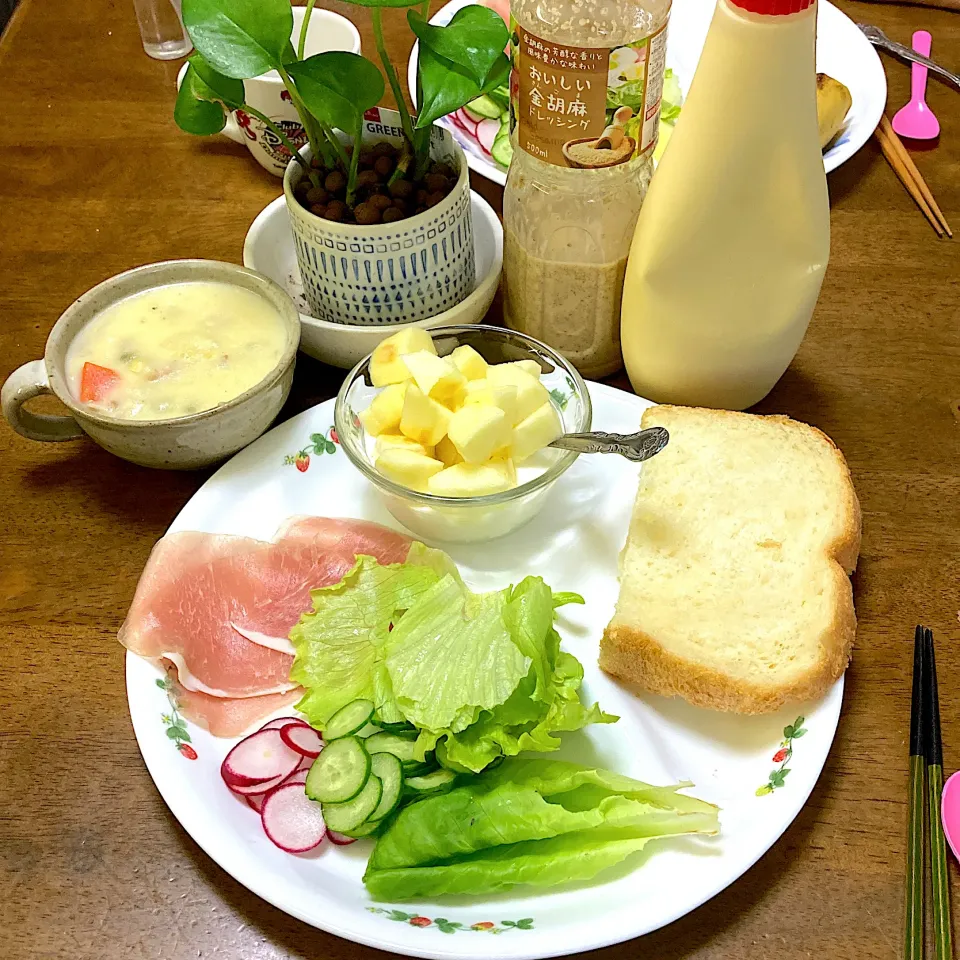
[364,759,719,899]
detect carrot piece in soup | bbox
[80,362,121,402]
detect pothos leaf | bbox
[182,0,293,79]
[188,53,245,109]
[286,52,385,135]
[174,64,230,135]
[415,47,510,129]
[407,6,509,87]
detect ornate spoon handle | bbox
[548,426,669,463]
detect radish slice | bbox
[261,783,327,852]
[295,754,313,773]
[259,717,308,732]
[455,108,479,135]
[327,830,357,846]
[244,770,307,811]
[228,771,287,796]
[280,723,324,759]
[476,118,499,155]
[221,728,302,788]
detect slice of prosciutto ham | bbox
[121,517,412,732]
[161,661,303,738]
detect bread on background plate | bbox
[600,405,861,714]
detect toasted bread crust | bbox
[600,406,862,715]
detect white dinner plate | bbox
[408,0,886,186]
[127,382,842,960]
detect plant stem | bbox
[346,119,363,207]
[317,118,351,173]
[297,0,318,60]
[276,64,333,169]
[372,9,417,149]
[243,104,320,188]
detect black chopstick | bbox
[905,624,926,960]
[924,627,953,960]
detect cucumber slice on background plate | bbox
[466,94,502,119]
[365,731,420,764]
[491,132,513,168]
[368,753,404,822]
[405,767,457,795]
[322,775,383,833]
[323,699,375,740]
[305,736,370,803]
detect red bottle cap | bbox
[729,0,815,14]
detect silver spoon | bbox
[859,25,960,91]
[548,426,669,463]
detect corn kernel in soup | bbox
[65,282,287,420]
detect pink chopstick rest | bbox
[940,770,960,861]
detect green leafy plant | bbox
[174,0,508,205]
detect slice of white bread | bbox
[600,405,861,714]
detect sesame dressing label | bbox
[510,20,668,168]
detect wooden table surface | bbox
[1,0,958,957]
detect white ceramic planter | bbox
[282,109,475,326]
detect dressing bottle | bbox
[502,0,672,380]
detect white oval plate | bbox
[127,382,842,960]
[409,0,886,185]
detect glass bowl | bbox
[334,324,592,544]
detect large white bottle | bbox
[620,0,829,410]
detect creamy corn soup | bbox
[66,281,287,420]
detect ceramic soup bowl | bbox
[283,108,474,327]
[1,260,301,470]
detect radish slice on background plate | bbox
[476,118,499,155]
[261,782,327,852]
[327,830,357,846]
[246,792,268,813]
[455,108,479,136]
[221,728,302,787]
[280,723,324,759]
[258,716,309,732]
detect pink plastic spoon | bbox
[893,31,940,140]
[940,770,960,862]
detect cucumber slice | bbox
[323,699,375,740]
[368,753,404,822]
[491,133,513,168]
[305,736,370,803]
[405,768,457,795]
[365,731,420,764]
[466,94,502,119]
[341,817,384,839]
[322,775,382,833]
[401,761,439,779]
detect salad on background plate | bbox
[410,0,885,186]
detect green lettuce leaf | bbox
[289,544,453,726]
[386,575,530,733]
[290,554,611,771]
[364,759,718,899]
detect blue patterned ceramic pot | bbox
[283,117,475,327]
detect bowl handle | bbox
[2,359,84,442]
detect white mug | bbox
[178,8,361,177]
